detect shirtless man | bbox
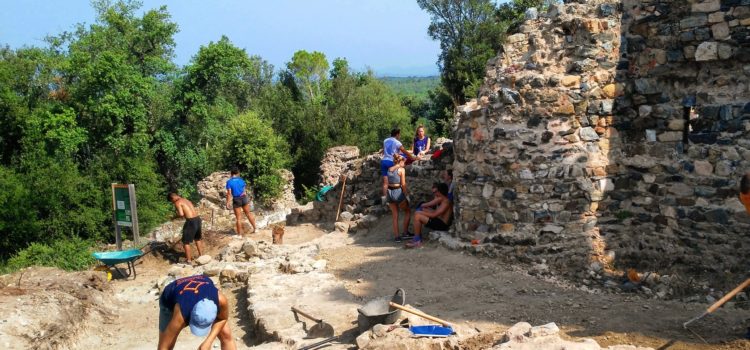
[168,193,204,264]
[407,182,453,248]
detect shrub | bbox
[300,184,319,204]
[213,111,291,202]
[2,237,96,273]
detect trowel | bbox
[291,306,335,338]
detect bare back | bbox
[174,198,198,219]
[435,197,453,224]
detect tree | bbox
[286,50,330,101]
[417,0,504,106]
[213,111,291,202]
[161,36,274,194]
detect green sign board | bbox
[111,183,140,249]
[113,185,133,227]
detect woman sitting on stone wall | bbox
[402,125,431,165]
[386,154,412,242]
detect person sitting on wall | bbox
[407,182,453,248]
[402,125,431,165]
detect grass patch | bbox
[0,237,96,274]
[615,210,634,221]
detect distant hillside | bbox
[380,76,439,98]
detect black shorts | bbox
[232,195,249,209]
[426,218,450,231]
[182,217,202,244]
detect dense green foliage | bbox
[0,1,423,264]
[258,54,412,192]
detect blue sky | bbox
[0,0,441,76]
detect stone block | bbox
[507,33,527,44]
[711,22,730,39]
[556,102,576,115]
[693,160,714,176]
[718,43,734,59]
[657,131,683,142]
[528,322,560,337]
[681,14,709,28]
[634,78,659,94]
[504,322,532,342]
[708,11,725,23]
[692,0,720,12]
[579,127,600,141]
[561,75,581,88]
[695,41,719,61]
[667,119,685,130]
[195,255,213,265]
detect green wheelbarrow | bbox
[92,248,144,280]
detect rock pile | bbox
[452,0,750,292]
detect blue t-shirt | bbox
[161,275,219,324]
[413,136,429,156]
[226,177,246,197]
[383,137,402,161]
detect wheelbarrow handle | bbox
[388,302,452,327]
[291,306,323,323]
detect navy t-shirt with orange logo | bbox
[160,275,219,324]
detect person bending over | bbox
[168,193,204,264]
[407,183,453,248]
[158,275,235,350]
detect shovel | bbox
[683,278,750,329]
[291,306,335,338]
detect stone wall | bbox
[453,0,750,292]
[288,140,454,230]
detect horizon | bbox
[0,0,441,77]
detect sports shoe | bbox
[405,238,422,248]
[394,235,403,243]
[401,231,415,239]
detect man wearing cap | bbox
[158,275,235,350]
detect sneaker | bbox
[401,231,415,239]
[405,238,422,248]
[394,235,403,243]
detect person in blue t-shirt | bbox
[381,128,416,204]
[158,275,235,350]
[225,168,257,235]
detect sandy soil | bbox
[321,217,750,350]
[3,217,750,349]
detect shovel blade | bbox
[306,322,335,338]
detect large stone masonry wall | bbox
[454,0,750,291]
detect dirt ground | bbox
[321,217,750,350]
[2,217,750,349]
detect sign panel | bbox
[111,183,140,249]
[113,185,133,227]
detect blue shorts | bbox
[380,159,394,176]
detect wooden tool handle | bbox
[291,307,322,323]
[388,302,452,327]
[336,176,347,221]
[707,278,750,313]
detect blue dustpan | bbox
[409,325,454,337]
